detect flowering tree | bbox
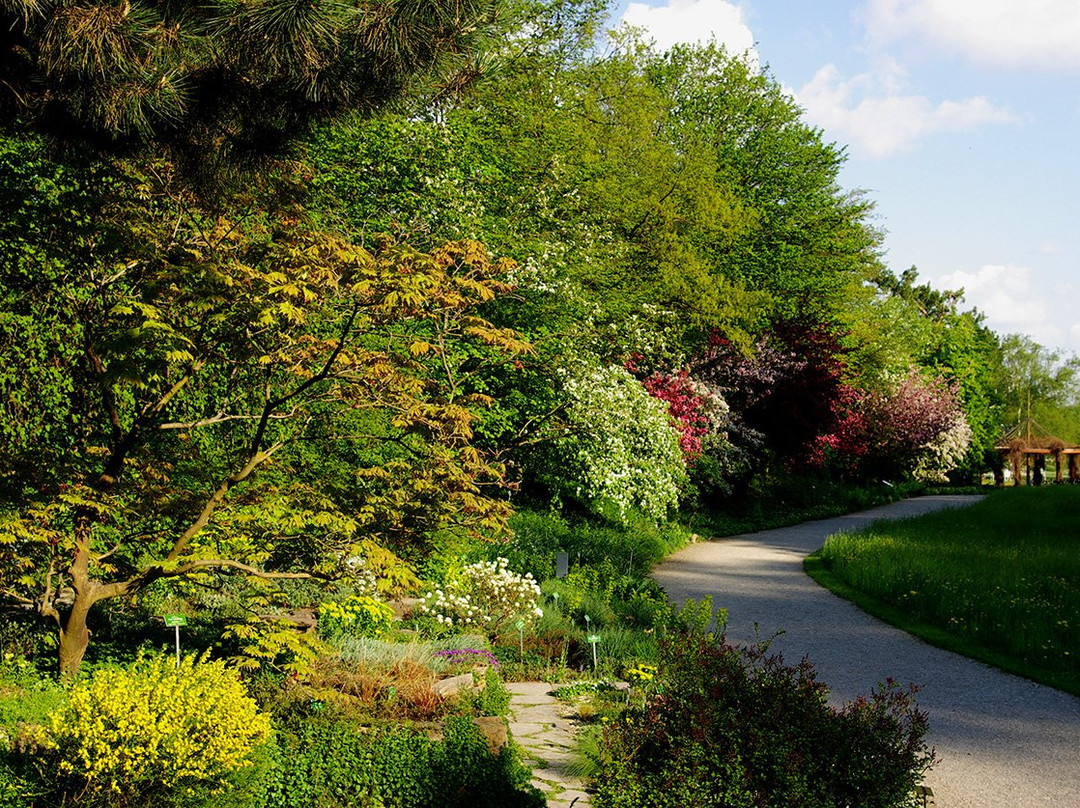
[861,370,967,477]
[913,413,974,483]
[816,369,971,482]
[642,370,730,462]
[689,327,852,494]
[537,361,686,521]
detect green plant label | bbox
[163,614,188,627]
[515,619,525,630]
[587,634,600,643]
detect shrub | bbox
[642,369,730,462]
[477,508,692,584]
[593,634,934,808]
[466,668,512,718]
[421,558,542,637]
[319,595,396,641]
[42,652,272,806]
[268,710,544,808]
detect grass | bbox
[807,486,1080,695]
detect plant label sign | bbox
[163,615,187,666]
[587,633,600,671]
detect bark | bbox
[57,593,93,678]
[57,521,96,678]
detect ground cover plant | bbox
[811,486,1080,694]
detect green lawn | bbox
[807,487,1080,695]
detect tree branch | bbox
[249,300,361,455]
[157,559,317,580]
[158,409,298,430]
[165,442,283,562]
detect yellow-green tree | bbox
[0,145,529,676]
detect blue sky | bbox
[610,1,1080,356]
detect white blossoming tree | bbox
[539,361,687,521]
[913,413,974,483]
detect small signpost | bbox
[163,614,187,667]
[584,614,598,670]
[515,618,525,661]
[587,633,600,671]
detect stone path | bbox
[506,681,592,808]
[653,495,1080,808]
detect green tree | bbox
[0,0,505,171]
[0,142,529,675]
[645,41,883,329]
[995,333,1080,441]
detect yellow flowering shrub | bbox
[318,594,396,640]
[46,652,271,801]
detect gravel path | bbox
[652,495,1080,808]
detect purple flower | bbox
[433,648,499,669]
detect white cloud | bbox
[867,0,1080,73]
[938,264,1080,353]
[620,0,756,56]
[940,264,1045,328]
[795,62,1017,158]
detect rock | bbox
[433,673,476,700]
[274,607,317,632]
[472,716,508,754]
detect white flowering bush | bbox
[543,360,686,521]
[421,558,543,637]
[913,413,973,483]
[339,554,378,596]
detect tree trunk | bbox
[58,591,94,678]
[59,513,99,678]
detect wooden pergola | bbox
[994,418,1080,485]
